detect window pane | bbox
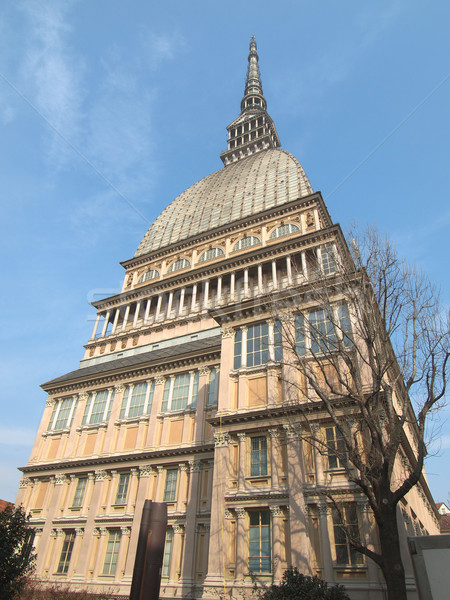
[162,529,174,577]
[72,477,87,507]
[234,330,242,369]
[164,469,178,502]
[127,383,147,418]
[247,323,269,367]
[171,374,190,411]
[251,437,268,476]
[57,531,75,574]
[102,530,122,575]
[248,510,271,573]
[274,320,283,361]
[309,309,336,353]
[321,242,336,275]
[295,315,306,356]
[115,473,130,504]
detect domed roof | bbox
[135,149,313,256]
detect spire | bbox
[241,36,266,112]
[221,37,280,167]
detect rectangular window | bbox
[57,531,75,574]
[82,389,114,426]
[115,472,130,505]
[326,427,347,469]
[274,320,283,361]
[162,528,174,577]
[309,309,336,353]
[295,315,306,356]
[72,477,87,507]
[102,530,122,575]
[249,510,271,572]
[247,323,269,367]
[251,437,268,476]
[49,397,77,431]
[234,329,242,369]
[161,373,199,412]
[163,469,178,502]
[321,242,337,275]
[332,504,363,565]
[120,381,154,419]
[207,368,218,405]
[338,304,353,347]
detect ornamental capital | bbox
[155,376,165,385]
[179,463,189,472]
[121,526,131,536]
[34,528,43,536]
[79,392,89,402]
[237,433,247,442]
[54,473,68,486]
[173,524,184,534]
[220,326,235,338]
[269,505,282,517]
[139,465,153,477]
[214,431,231,447]
[94,470,108,482]
[19,477,32,488]
[198,366,210,376]
[99,527,107,536]
[224,509,233,519]
[189,460,202,472]
[114,384,125,393]
[283,423,301,439]
[235,507,246,519]
[75,528,84,536]
[46,397,56,407]
[268,428,280,439]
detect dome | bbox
[135,149,313,256]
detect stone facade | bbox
[16,38,438,599]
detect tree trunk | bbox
[377,503,408,600]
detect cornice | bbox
[120,192,327,269]
[42,341,221,394]
[20,443,215,475]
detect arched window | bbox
[198,247,225,263]
[232,235,260,252]
[167,258,190,273]
[269,223,300,240]
[137,269,159,284]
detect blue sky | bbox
[0,0,449,503]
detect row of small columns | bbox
[90,250,320,340]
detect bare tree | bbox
[271,226,449,600]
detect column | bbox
[125,468,139,514]
[111,308,120,334]
[155,466,165,502]
[179,287,185,315]
[121,304,130,331]
[123,465,154,582]
[235,508,246,580]
[117,526,131,579]
[132,301,141,328]
[217,276,222,304]
[155,295,163,320]
[176,463,188,513]
[203,279,210,309]
[258,264,263,292]
[191,284,198,311]
[270,505,284,580]
[237,433,247,492]
[181,460,202,583]
[91,313,101,340]
[301,251,308,280]
[230,272,235,300]
[100,310,111,337]
[167,291,174,317]
[268,429,280,490]
[144,298,152,324]
[272,259,278,289]
[171,524,185,581]
[286,255,292,284]
[318,502,334,581]
[243,268,249,296]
